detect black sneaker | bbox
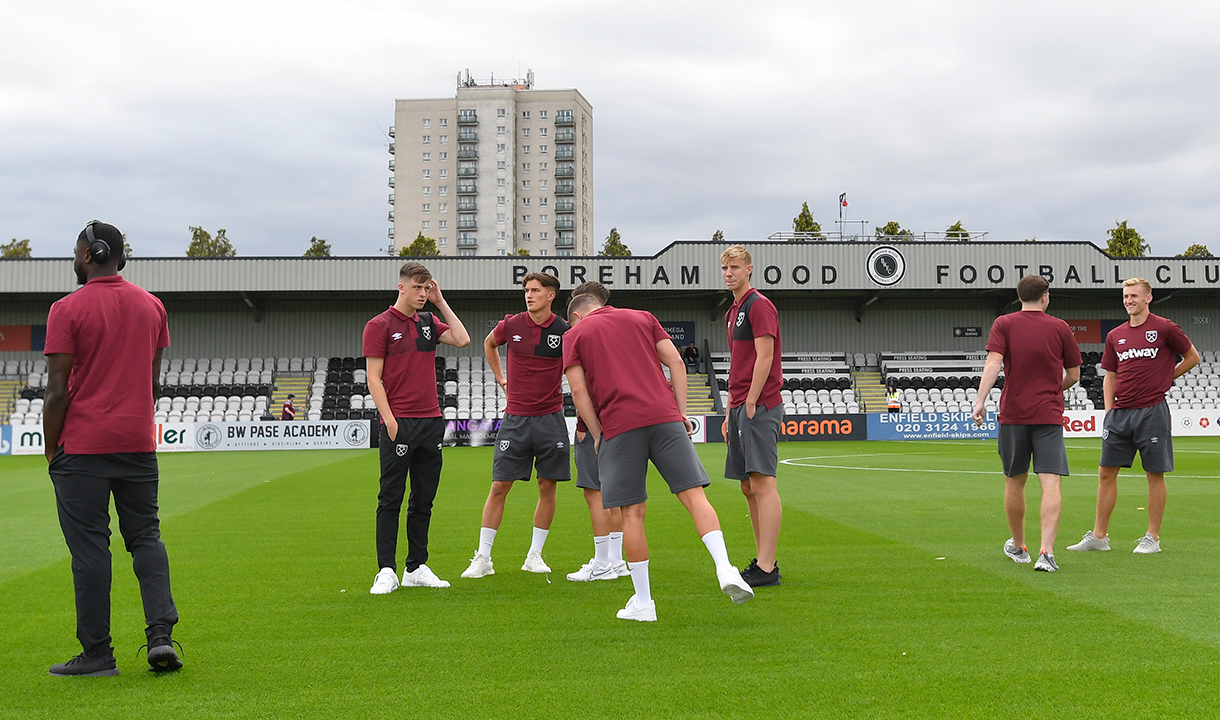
[144,640,184,672]
[740,558,762,584]
[49,653,119,677]
[745,561,782,588]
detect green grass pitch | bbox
[2,438,1219,718]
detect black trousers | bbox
[49,450,178,659]
[377,417,444,572]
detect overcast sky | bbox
[3,1,1219,259]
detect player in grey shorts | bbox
[997,425,1071,478]
[597,422,713,508]
[1098,404,1174,473]
[492,412,571,483]
[725,403,782,480]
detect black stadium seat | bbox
[328,357,341,370]
[342,357,356,370]
[356,357,367,370]
[334,410,349,420]
[812,377,826,391]
[340,371,354,383]
[327,371,340,383]
[322,397,337,409]
[321,411,334,420]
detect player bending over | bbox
[564,292,753,621]
[462,273,571,578]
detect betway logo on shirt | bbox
[1116,347,1159,361]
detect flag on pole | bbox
[839,193,847,220]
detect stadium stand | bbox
[709,352,861,414]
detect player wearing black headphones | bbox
[42,220,183,676]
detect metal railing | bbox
[766,231,990,243]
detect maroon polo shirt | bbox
[1101,313,1192,409]
[493,311,570,416]
[363,306,449,418]
[725,288,784,409]
[44,275,169,454]
[985,309,1081,425]
[563,306,684,439]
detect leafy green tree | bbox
[712,229,724,243]
[303,236,332,257]
[123,237,134,258]
[791,202,822,239]
[598,227,631,257]
[945,221,969,241]
[1,238,32,258]
[398,232,440,257]
[1176,243,1213,258]
[875,221,912,240]
[1022,236,1037,243]
[514,248,530,256]
[1105,220,1149,257]
[186,226,236,257]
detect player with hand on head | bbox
[365,262,470,594]
[720,245,784,587]
[1068,278,1199,555]
[974,275,1081,572]
[564,292,753,621]
[461,272,571,579]
[43,220,182,676]
[562,281,627,582]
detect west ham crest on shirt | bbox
[547,334,561,349]
[1146,330,1158,343]
[421,326,432,340]
[736,311,745,327]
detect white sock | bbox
[593,535,610,564]
[529,526,549,555]
[478,527,497,560]
[609,531,624,565]
[701,530,732,572]
[628,559,651,602]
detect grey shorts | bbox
[574,430,600,491]
[997,423,1070,478]
[1099,402,1174,473]
[597,421,711,509]
[725,402,782,480]
[492,411,572,482]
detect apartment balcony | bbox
[554,115,574,126]
[388,193,395,204]
[387,228,395,239]
[388,126,395,137]
[554,164,574,177]
[457,147,478,159]
[554,130,575,143]
[456,201,478,212]
[457,233,477,247]
[457,219,477,230]
[388,159,395,170]
[554,148,574,160]
[457,183,478,194]
[388,142,395,154]
[457,167,478,177]
[554,200,575,213]
[387,177,395,188]
[554,182,575,195]
[388,211,395,221]
[555,232,575,248]
[554,218,575,230]
[457,113,478,125]
[457,129,477,142]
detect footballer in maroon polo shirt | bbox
[1068,277,1199,555]
[563,292,753,621]
[364,262,470,594]
[42,220,181,676]
[461,272,571,580]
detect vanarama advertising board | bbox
[704,414,865,442]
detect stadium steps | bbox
[851,370,886,412]
[685,373,716,414]
[0,379,22,418]
[272,376,313,419]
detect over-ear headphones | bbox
[85,220,125,271]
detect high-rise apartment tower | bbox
[388,70,593,256]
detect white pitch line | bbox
[780,457,1220,479]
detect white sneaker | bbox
[521,549,551,574]
[1133,533,1161,554]
[1004,538,1032,563]
[566,559,616,581]
[717,567,755,604]
[1067,531,1111,552]
[461,553,495,579]
[616,594,657,622]
[369,567,399,595]
[402,564,450,588]
[612,561,630,578]
[1034,551,1059,572]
